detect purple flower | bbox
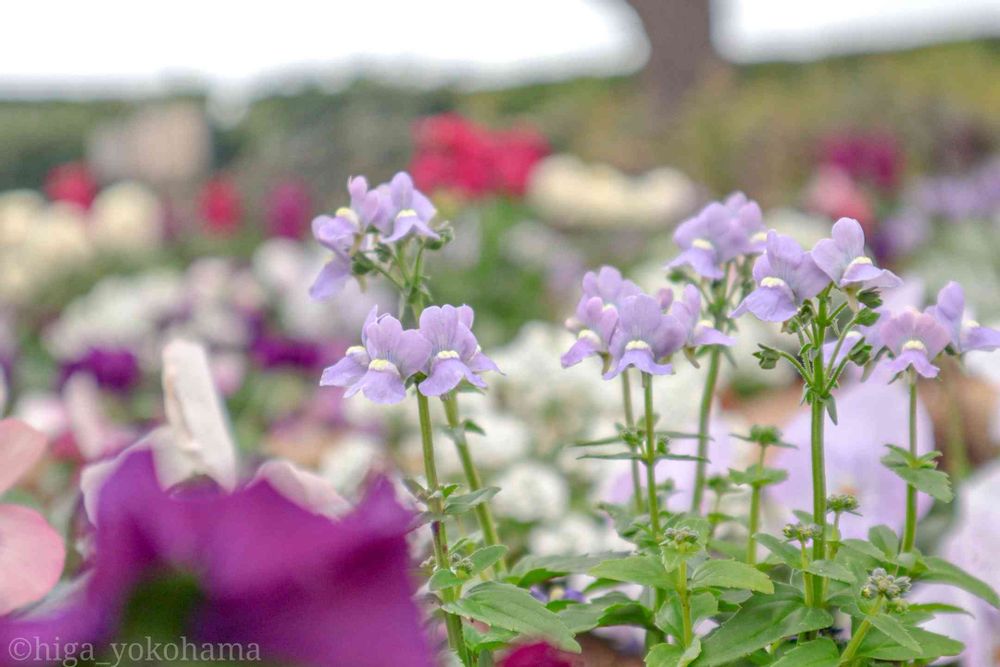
[0,450,434,667]
[667,197,760,280]
[725,191,767,253]
[731,231,830,322]
[416,304,500,396]
[878,309,951,378]
[60,347,141,393]
[381,172,439,243]
[811,217,901,290]
[580,266,641,307]
[670,284,734,350]
[926,281,1000,354]
[603,294,685,379]
[560,296,619,368]
[320,307,431,404]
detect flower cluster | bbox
[667,192,765,280]
[321,304,499,404]
[861,567,912,601]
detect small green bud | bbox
[862,567,911,601]
[662,527,700,551]
[754,345,781,370]
[782,522,821,543]
[827,493,860,515]
[854,308,881,327]
[857,289,883,309]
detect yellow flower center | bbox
[346,345,365,356]
[436,350,460,360]
[692,238,714,251]
[625,340,651,351]
[848,256,873,267]
[761,276,788,289]
[751,231,767,243]
[964,318,980,328]
[336,207,359,225]
[577,329,601,344]
[368,359,400,374]
[395,208,417,220]
[902,340,926,352]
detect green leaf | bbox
[646,638,701,667]
[754,533,802,569]
[467,546,508,577]
[696,585,834,666]
[428,568,465,592]
[590,555,675,590]
[463,625,517,654]
[770,638,839,667]
[443,582,581,652]
[857,626,963,661]
[881,446,953,502]
[803,559,854,584]
[443,487,500,515]
[868,613,920,652]
[729,466,788,487]
[691,560,774,593]
[868,525,900,559]
[656,591,718,638]
[510,553,621,587]
[919,555,1000,608]
[838,538,890,563]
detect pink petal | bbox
[0,419,48,495]
[0,504,66,614]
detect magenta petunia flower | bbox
[670,284,735,350]
[603,294,685,379]
[417,304,500,396]
[878,309,951,378]
[731,231,830,322]
[380,172,440,243]
[811,217,901,290]
[926,281,1000,354]
[667,195,762,280]
[320,307,430,404]
[0,450,433,667]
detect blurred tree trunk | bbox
[625,0,718,112]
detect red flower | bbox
[819,132,903,193]
[199,175,243,235]
[266,180,313,239]
[44,162,97,210]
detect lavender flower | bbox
[603,294,685,379]
[417,304,500,396]
[320,307,430,403]
[725,191,767,253]
[670,285,734,350]
[731,231,830,322]
[811,217,902,290]
[560,295,618,368]
[667,195,762,280]
[878,309,951,378]
[580,265,641,306]
[381,172,439,243]
[309,177,384,299]
[926,281,1000,354]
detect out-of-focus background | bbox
[2,4,1000,642]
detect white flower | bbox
[89,182,163,254]
[492,462,568,523]
[529,513,628,556]
[319,433,383,498]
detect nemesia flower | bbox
[417,304,499,396]
[380,172,439,243]
[670,284,734,350]
[0,419,66,615]
[560,295,618,368]
[725,191,767,253]
[811,217,901,290]
[603,294,685,379]
[581,265,642,306]
[731,231,830,322]
[878,309,951,378]
[0,451,434,667]
[320,308,430,404]
[926,281,1000,354]
[667,196,761,279]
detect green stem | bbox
[442,392,505,573]
[417,392,467,662]
[621,370,644,513]
[691,347,721,513]
[800,541,814,607]
[810,296,829,607]
[747,484,761,565]
[642,372,662,539]
[838,599,883,665]
[902,379,918,553]
[678,560,693,647]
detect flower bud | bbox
[827,493,860,515]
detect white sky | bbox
[0,0,997,99]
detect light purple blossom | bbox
[670,285,734,350]
[580,266,642,307]
[560,295,619,368]
[878,309,951,378]
[725,191,767,254]
[667,194,763,280]
[811,217,902,290]
[417,305,500,396]
[381,172,439,243]
[926,281,1000,354]
[731,231,830,322]
[320,308,430,404]
[603,294,685,379]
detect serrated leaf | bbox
[656,591,718,638]
[803,559,854,584]
[770,638,839,667]
[443,582,580,652]
[868,613,920,652]
[590,555,675,590]
[691,560,774,593]
[868,525,900,559]
[696,585,833,666]
[646,638,701,667]
[881,446,953,502]
[919,555,1000,608]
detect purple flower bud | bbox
[731,231,830,322]
[666,193,764,280]
[926,281,1000,354]
[580,266,642,308]
[381,172,439,243]
[603,294,686,379]
[670,284,734,350]
[417,304,499,396]
[878,309,951,378]
[811,217,901,290]
[320,307,431,404]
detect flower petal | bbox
[731,286,798,322]
[359,369,407,404]
[0,504,66,615]
[0,419,47,495]
[418,358,468,396]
